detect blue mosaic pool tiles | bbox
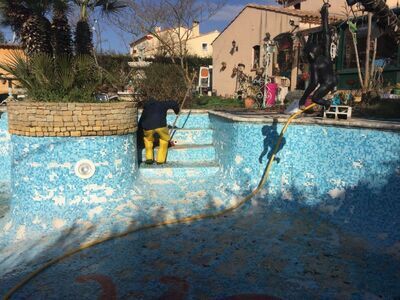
[170,128,213,145]
[210,115,400,245]
[166,112,211,129]
[139,161,220,178]
[0,113,10,184]
[0,113,11,219]
[6,134,137,239]
[141,144,216,163]
[1,111,400,273]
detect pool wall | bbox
[210,114,400,246]
[0,112,10,184]
[10,134,137,224]
[0,116,138,244]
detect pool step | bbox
[166,113,211,129]
[141,144,216,163]
[169,128,213,146]
[138,112,218,177]
[139,161,220,178]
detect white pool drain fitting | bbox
[75,159,96,179]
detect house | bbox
[212,4,339,97]
[130,22,219,60]
[0,44,23,98]
[277,0,399,16]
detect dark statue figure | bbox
[299,2,336,109]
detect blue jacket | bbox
[139,99,180,130]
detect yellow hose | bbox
[3,103,316,300]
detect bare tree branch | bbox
[109,0,226,86]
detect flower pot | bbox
[244,97,255,108]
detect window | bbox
[252,45,260,69]
[274,34,293,76]
[202,43,208,51]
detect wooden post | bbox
[364,12,373,91]
[290,39,299,91]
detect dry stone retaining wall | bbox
[7,101,137,137]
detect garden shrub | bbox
[149,55,212,74]
[97,53,132,90]
[134,63,187,103]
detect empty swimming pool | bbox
[0,111,399,299]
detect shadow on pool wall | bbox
[210,114,400,246]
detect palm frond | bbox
[95,0,126,15]
[0,52,105,102]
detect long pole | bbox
[350,30,364,89]
[169,72,197,141]
[364,12,373,91]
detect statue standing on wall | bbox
[263,32,277,71]
[298,2,337,110]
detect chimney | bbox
[192,21,200,37]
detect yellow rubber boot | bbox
[155,127,170,164]
[143,129,155,162]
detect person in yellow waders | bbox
[139,98,180,165]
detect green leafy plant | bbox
[191,96,243,109]
[0,53,105,102]
[97,53,132,90]
[133,63,187,104]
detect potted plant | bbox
[244,95,256,108]
[244,85,258,109]
[0,53,138,137]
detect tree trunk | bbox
[75,20,93,55]
[363,13,372,92]
[52,9,73,56]
[21,15,53,56]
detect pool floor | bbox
[1,185,399,299]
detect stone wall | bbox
[7,101,137,137]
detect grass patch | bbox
[189,96,243,109]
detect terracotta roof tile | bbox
[246,4,341,22]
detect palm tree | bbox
[73,0,125,55]
[0,30,5,43]
[0,0,53,55]
[51,0,73,56]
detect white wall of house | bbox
[130,24,218,59]
[186,31,220,58]
[212,7,302,97]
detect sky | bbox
[1,0,277,54]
